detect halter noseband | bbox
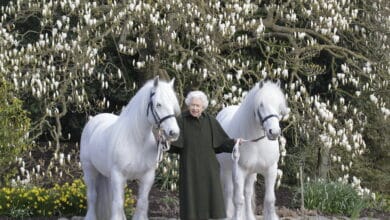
[232,110,280,161]
[147,91,176,165]
[256,107,279,125]
[259,112,279,124]
[147,92,176,128]
[247,109,279,142]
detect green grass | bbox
[301,180,370,218]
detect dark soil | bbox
[128,181,389,219]
[143,183,304,218]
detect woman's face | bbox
[188,97,204,118]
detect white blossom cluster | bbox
[1,0,388,197]
[11,142,81,186]
[158,154,179,191]
[0,0,134,147]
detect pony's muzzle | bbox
[267,128,280,140]
[166,130,179,141]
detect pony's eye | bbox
[156,103,162,108]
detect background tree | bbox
[0,0,388,197]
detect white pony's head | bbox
[255,80,289,140]
[147,76,181,141]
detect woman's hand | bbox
[235,138,243,145]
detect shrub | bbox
[299,179,371,218]
[155,153,179,191]
[0,79,31,184]
[0,179,135,218]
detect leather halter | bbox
[147,91,176,164]
[232,110,280,161]
[247,109,279,142]
[147,92,175,128]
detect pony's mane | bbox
[111,79,179,140]
[239,80,287,116]
[120,80,154,118]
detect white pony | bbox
[217,80,289,220]
[80,77,180,220]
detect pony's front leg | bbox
[111,170,127,220]
[232,163,246,220]
[132,169,155,220]
[83,163,98,220]
[221,166,234,219]
[263,164,279,220]
[244,173,257,220]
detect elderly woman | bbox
[169,90,237,220]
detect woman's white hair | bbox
[185,91,209,109]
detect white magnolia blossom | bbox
[369,94,378,104]
[0,0,387,199]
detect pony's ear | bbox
[170,78,175,87]
[153,75,160,87]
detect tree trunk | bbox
[317,146,330,179]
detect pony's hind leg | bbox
[244,173,257,220]
[263,164,279,220]
[83,162,99,220]
[132,169,155,220]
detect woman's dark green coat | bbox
[169,111,235,220]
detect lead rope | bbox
[232,139,241,162]
[232,113,280,161]
[231,138,259,186]
[232,139,242,186]
[154,129,171,167]
[231,136,267,162]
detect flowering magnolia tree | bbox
[1,0,389,193]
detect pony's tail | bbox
[96,173,112,220]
